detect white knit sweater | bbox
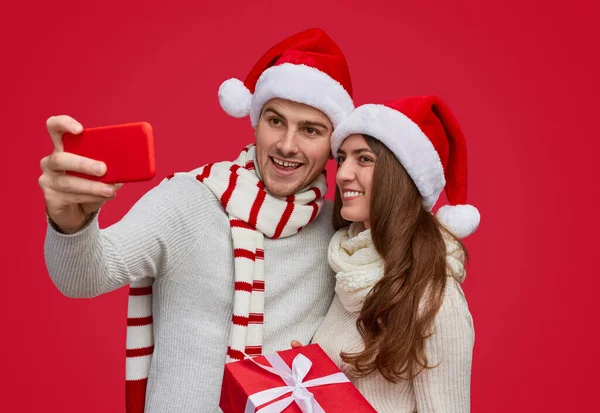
[312,224,475,412]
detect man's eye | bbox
[270,118,281,125]
[305,128,318,136]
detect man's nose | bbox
[276,129,299,156]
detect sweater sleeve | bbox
[44,173,217,298]
[412,279,475,413]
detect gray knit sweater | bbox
[44,171,336,412]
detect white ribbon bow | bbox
[244,352,350,413]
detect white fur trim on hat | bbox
[219,78,252,118]
[249,63,354,128]
[436,204,480,238]
[332,104,445,210]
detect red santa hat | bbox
[218,28,354,128]
[331,96,480,238]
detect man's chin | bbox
[263,176,302,198]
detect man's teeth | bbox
[343,191,364,198]
[273,158,300,168]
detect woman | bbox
[311,96,480,412]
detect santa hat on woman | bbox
[218,28,354,128]
[331,96,480,238]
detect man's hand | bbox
[290,340,303,348]
[39,115,122,234]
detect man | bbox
[39,28,354,412]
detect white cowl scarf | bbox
[327,222,384,312]
[328,222,466,313]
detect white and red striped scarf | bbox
[125,144,327,412]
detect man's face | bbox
[255,98,333,197]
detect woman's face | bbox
[335,134,377,228]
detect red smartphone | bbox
[63,122,156,184]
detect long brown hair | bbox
[333,135,467,383]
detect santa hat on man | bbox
[218,28,354,128]
[331,96,480,238]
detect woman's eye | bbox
[360,156,373,163]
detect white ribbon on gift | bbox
[243,352,350,413]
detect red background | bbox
[3,0,598,411]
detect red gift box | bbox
[219,344,376,413]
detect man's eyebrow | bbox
[262,107,287,120]
[298,120,331,131]
[262,107,330,131]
